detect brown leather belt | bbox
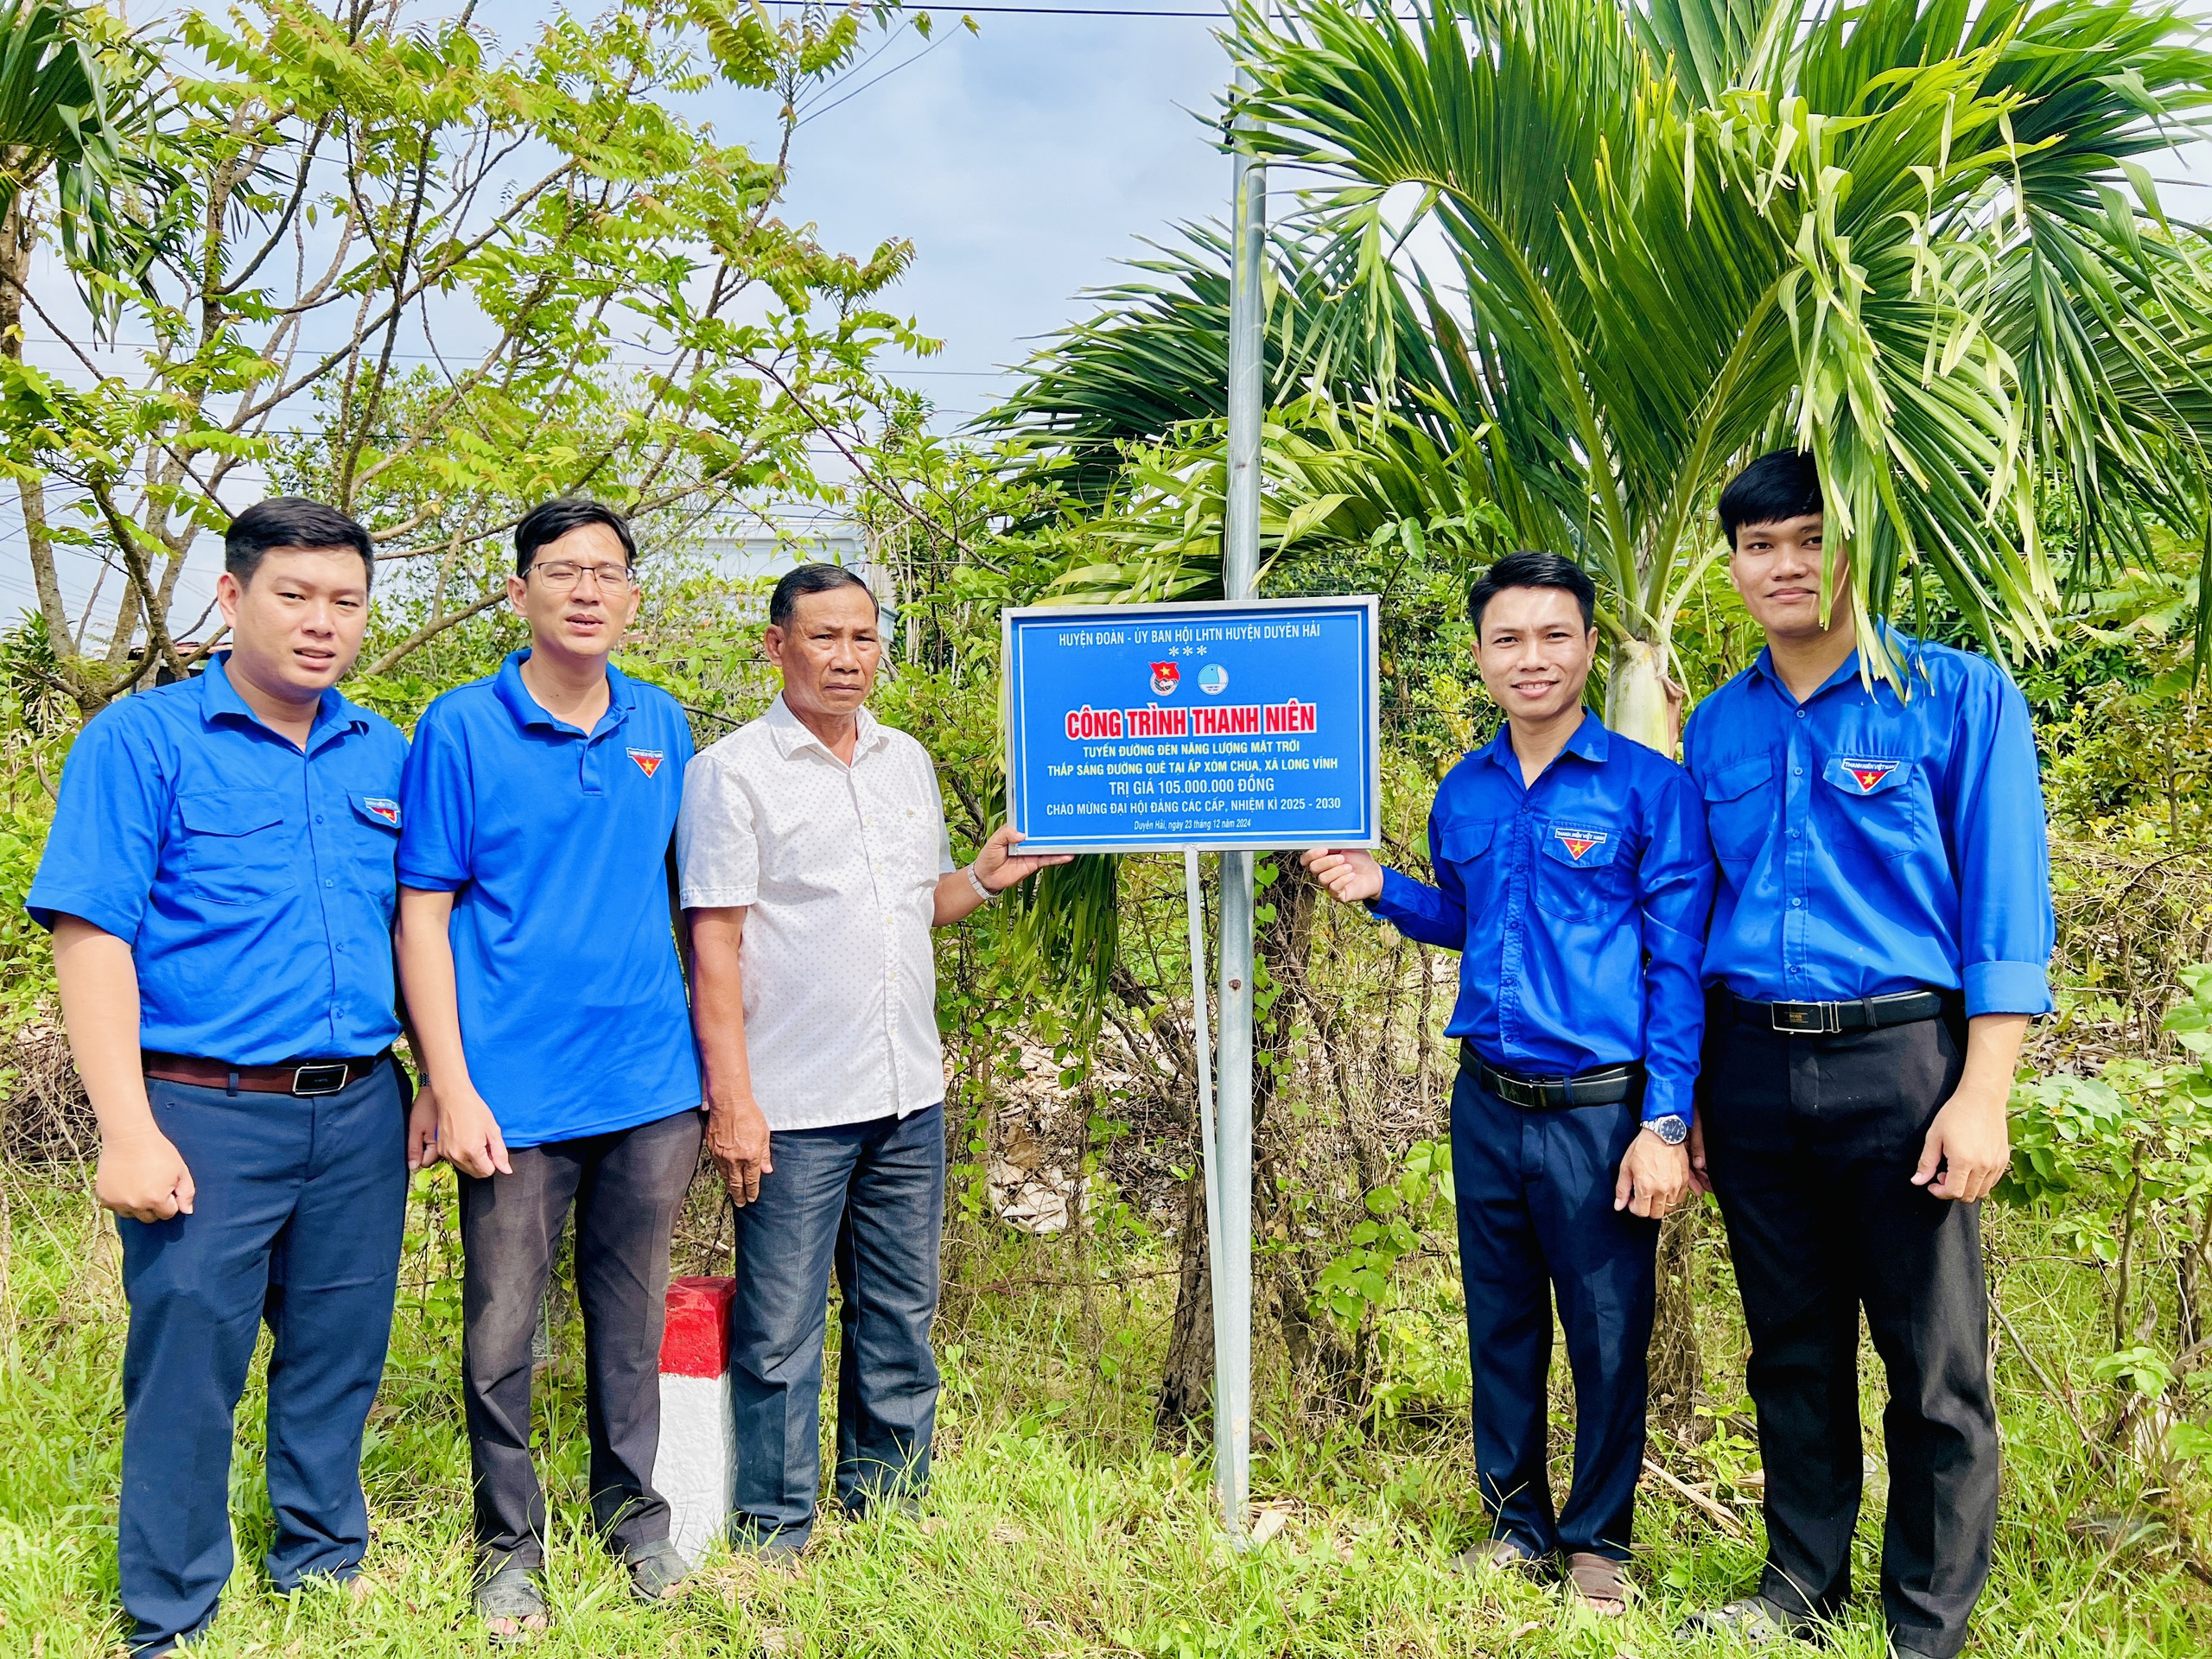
[141,1051,389,1096]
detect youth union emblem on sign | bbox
[1150,660,1180,696]
[1198,664,1229,695]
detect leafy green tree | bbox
[2,0,931,709]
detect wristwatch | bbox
[1643,1114,1689,1147]
[965,864,1001,904]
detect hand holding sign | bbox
[1301,846,1383,904]
[975,824,1074,893]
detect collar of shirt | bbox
[1469,706,1609,789]
[1740,623,1918,709]
[492,647,638,737]
[199,650,366,753]
[763,693,887,764]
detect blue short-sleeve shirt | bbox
[397,650,700,1148]
[25,652,409,1064]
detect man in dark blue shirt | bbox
[1675,453,2053,1659]
[1304,552,1713,1616]
[28,499,434,1657]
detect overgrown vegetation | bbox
[8,0,2212,1652]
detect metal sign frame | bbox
[1001,594,1382,857]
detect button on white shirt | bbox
[677,696,956,1132]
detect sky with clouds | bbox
[722,6,1241,419]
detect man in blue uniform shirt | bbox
[1675,452,2053,1659]
[28,498,433,1657]
[1303,552,1714,1616]
[395,497,703,1637]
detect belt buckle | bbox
[291,1062,349,1096]
[1494,1073,1539,1109]
[1770,1001,1839,1034]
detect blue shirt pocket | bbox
[1435,817,1497,868]
[349,792,404,914]
[1533,819,1626,921]
[1819,753,1917,860]
[176,789,296,907]
[1700,752,1774,865]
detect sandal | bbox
[474,1564,550,1643]
[1455,1535,1546,1576]
[1671,1595,1806,1645]
[1564,1551,1630,1616]
[626,1538,690,1602]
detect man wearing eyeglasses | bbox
[395,498,703,1637]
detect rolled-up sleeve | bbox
[677,753,759,908]
[1637,771,1716,1122]
[1368,806,1469,951]
[1951,664,2055,1017]
[26,708,166,939]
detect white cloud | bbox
[712,13,1235,411]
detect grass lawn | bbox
[1,1167,2206,1658]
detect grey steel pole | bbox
[1213,54,1265,1544]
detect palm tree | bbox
[999,0,2212,751]
[0,1,156,301]
[0,1,167,652]
[988,0,2212,1433]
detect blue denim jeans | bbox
[728,1103,944,1549]
[117,1061,409,1656]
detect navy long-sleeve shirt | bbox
[1682,630,2054,1015]
[1369,710,1716,1122]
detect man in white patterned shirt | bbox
[677,564,1065,1554]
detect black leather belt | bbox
[1462,1044,1641,1109]
[1730,988,1948,1034]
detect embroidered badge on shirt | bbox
[1841,760,1899,793]
[364,797,401,826]
[1553,826,1608,862]
[627,747,664,779]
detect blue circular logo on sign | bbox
[1198,664,1229,696]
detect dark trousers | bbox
[1700,1007,1998,1659]
[457,1107,703,1573]
[728,1103,945,1550]
[1450,1067,1657,1561]
[116,1061,408,1656]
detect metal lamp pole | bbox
[1211,54,1266,1544]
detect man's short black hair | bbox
[225,498,374,588]
[1467,550,1597,635]
[769,563,878,631]
[1719,450,1823,546]
[514,498,637,575]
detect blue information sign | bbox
[1003,597,1380,854]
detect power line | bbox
[17,334,1008,375]
[765,2,1221,13]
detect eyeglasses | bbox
[528,560,634,590]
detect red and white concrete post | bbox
[654,1274,735,1565]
